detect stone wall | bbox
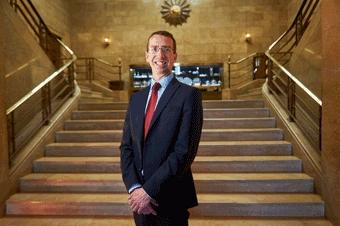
[69,0,289,85]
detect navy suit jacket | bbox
[120,78,203,211]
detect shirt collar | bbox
[150,74,174,90]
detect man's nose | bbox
[156,49,166,57]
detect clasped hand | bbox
[128,187,158,215]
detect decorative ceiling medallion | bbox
[160,0,191,26]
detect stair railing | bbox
[9,0,62,67]
[265,0,321,151]
[76,57,123,89]
[6,0,77,166]
[227,53,268,89]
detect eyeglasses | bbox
[148,46,173,54]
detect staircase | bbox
[0,91,332,226]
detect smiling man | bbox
[120,31,203,226]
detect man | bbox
[120,30,203,226]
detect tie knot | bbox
[152,82,161,92]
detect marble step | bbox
[71,108,270,120]
[6,193,324,217]
[64,118,276,130]
[55,128,284,143]
[77,100,264,111]
[20,173,313,193]
[0,217,333,226]
[45,141,292,157]
[33,156,301,173]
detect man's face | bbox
[145,34,177,81]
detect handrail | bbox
[95,58,120,68]
[76,57,122,83]
[228,53,257,64]
[226,53,267,88]
[264,0,321,151]
[6,39,77,115]
[268,0,309,52]
[265,0,321,107]
[265,50,322,106]
[6,0,78,165]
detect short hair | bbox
[146,30,177,53]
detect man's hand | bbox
[128,188,158,215]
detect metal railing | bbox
[76,57,122,89]
[227,53,268,88]
[6,0,77,166]
[9,0,62,67]
[265,0,321,151]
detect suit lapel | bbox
[134,87,149,149]
[146,78,180,138]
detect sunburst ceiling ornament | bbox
[160,0,191,26]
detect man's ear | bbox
[145,51,149,62]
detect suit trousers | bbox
[133,209,189,226]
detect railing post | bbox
[287,78,296,121]
[10,0,17,11]
[68,63,75,94]
[266,59,273,92]
[38,22,47,50]
[89,58,94,82]
[6,113,15,167]
[41,83,51,125]
[227,55,231,88]
[295,11,303,45]
[118,58,122,81]
[318,105,322,151]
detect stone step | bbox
[76,100,265,111]
[45,141,292,157]
[64,118,276,130]
[81,92,105,98]
[55,129,283,143]
[64,119,124,130]
[200,128,283,141]
[79,98,117,103]
[33,156,301,173]
[79,102,128,111]
[45,142,121,157]
[71,108,270,120]
[20,173,313,193]
[71,110,126,120]
[203,100,264,108]
[0,217,333,226]
[80,96,116,102]
[198,141,292,156]
[203,108,270,118]
[6,193,324,217]
[193,156,302,173]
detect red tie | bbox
[144,82,161,139]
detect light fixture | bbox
[245,33,252,43]
[160,0,191,26]
[103,38,111,48]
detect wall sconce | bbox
[103,38,111,48]
[245,33,252,43]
